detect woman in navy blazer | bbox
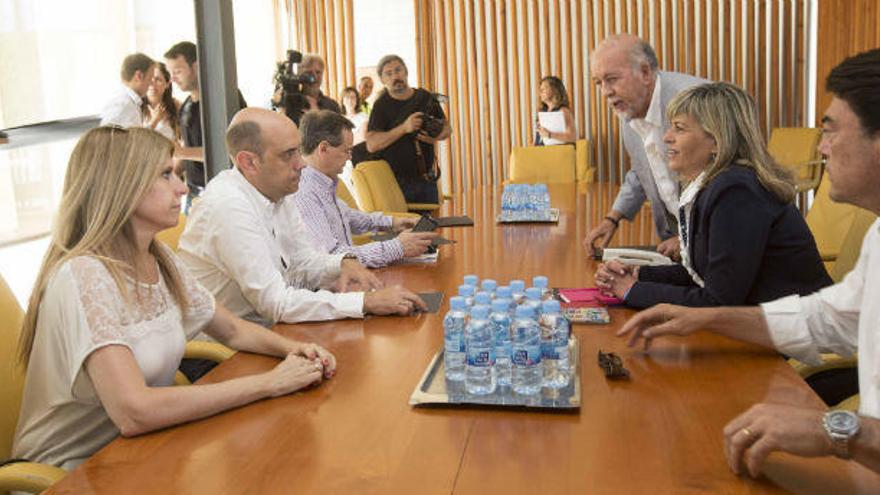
[596,82,832,308]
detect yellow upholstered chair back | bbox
[508,144,576,184]
[155,214,187,251]
[575,139,595,184]
[768,128,823,192]
[830,209,877,282]
[350,164,377,212]
[0,275,25,461]
[353,160,410,213]
[806,172,861,263]
[336,180,359,210]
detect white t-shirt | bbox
[12,249,215,469]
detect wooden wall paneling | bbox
[475,0,489,186]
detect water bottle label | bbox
[511,345,541,366]
[444,337,464,354]
[541,341,559,359]
[467,348,496,367]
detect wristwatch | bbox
[823,410,860,459]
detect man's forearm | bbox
[365,125,407,153]
[697,306,775,348]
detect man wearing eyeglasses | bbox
[365,54,450,204]
[293,110,437,267]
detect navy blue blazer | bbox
[626,166,832,309]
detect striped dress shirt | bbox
[293,166,404,268]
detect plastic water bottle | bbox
[511,184,526,220]
[524,287,543,316]
[465,305,496,395]
[495,286,516,315]
[510,279,526,304]
[490,299,513,387]
[532,275,549,298]
[538,183,551,218]
[511,305,542,395]
[481,279,497,296]
[463,274,479,287]
[539,299,571,388]
[501,185,513,221]
[527,184,541,220]
[474,291,492,307]
[458,284,475,307]
[443,296,468,381]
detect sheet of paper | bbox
[538,111,566,145]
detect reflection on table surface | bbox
[47,184,880,494]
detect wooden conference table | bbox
[48,184,880,494]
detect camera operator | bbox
[365,55,450,204]
[273,53,341,125]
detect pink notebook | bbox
[557,288,623,306]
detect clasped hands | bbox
[595,259,638,299]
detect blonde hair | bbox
[667,82,795,203]
[18,126,189,365]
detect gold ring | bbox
[740,427,752,439]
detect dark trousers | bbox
[399,178,439,204]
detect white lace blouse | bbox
[12,249,215,470]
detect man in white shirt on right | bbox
[99,53,155,128]
[618,49,880,477]
[178,107,426,327]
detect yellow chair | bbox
[336,180,359,210]
[508,144,576,184]
[768,128,824,193]
[173,341,237,386]
[806,172,862,266]
[351,160,440,213]
[1,276,67,493]
[830,208,877,282]
[575,139,595,185]
[155,213,187,251]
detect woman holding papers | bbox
[13,127,336,470]
[595,82,831,308]
[534,76,577,145]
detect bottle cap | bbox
[542,299,561,313]
[475,291,492,305]
[525,287,542,300]
[510,280,526,292]
[458,284,475,297]
[450,296,467,311]
[481,279,497,292]
[515,305,535,318]
[532,275,548,288]
[470,304,490,319]
[495,286,512,299]
[463,274,479,286]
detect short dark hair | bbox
[826,48,880,136]
[164,41,198,65]
[226,120,263,159]
[377,54,406,77]
[120,53,155,81]
[300,110,354,155]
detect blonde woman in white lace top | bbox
[12,126,336,470]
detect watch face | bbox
[828,411,858,432]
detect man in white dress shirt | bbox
[583,35,708,259]
[618,49,880,477]
[178,108,426,327]
[99,53,156,127]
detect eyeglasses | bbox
[598,350,629,379]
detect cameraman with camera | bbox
[273,52,341,125]
[365,55,450,204]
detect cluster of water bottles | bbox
[500,183,552,221]
[443,274,571,396]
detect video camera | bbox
[272,49,317,125]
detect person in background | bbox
[278,53,342,125]
[534,76,577,146]
[145,62,180,141]
[595,82,831,308]
[12,126,336,471]
[357,76,374,113]
[164,41,247,205]
[340,86,368,145]
[99,53,155,128]
[582,34,709,260]
[617,49,880,478]
[365,55,451,204]
[294,110,437,267]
